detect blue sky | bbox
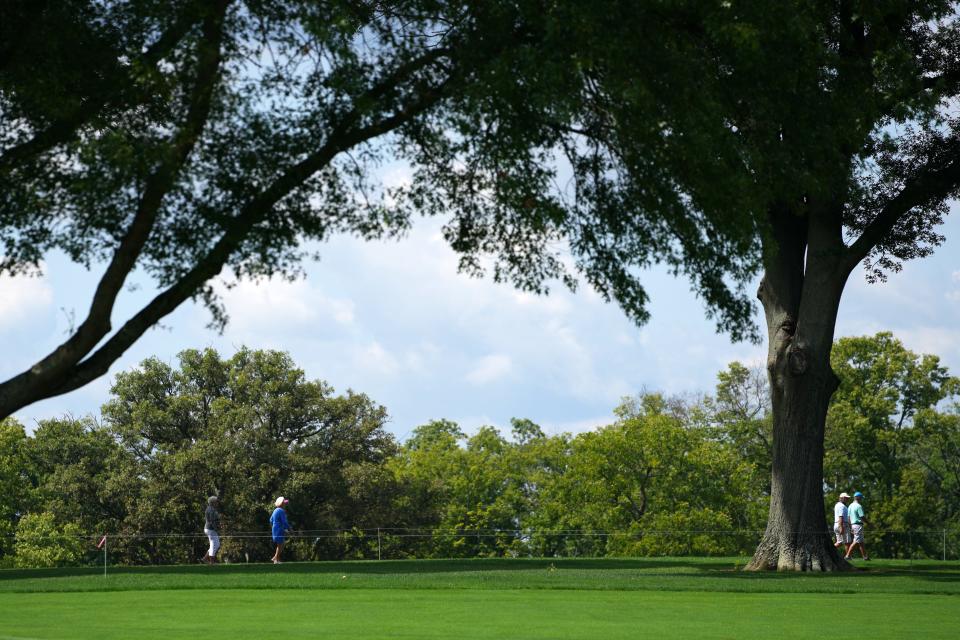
[2,201,959,440]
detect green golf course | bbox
[1,558,958,639]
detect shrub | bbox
[14,512,86,568]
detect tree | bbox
[13,512,86,568]
[101,347,399,563]
[26,418,130,538]
[6,4,960,571]
[824,333,960,556]
[826,333,958,504]
[406,1,960,569]
[913,408,960,528]
[0,0,554,417]
[388,419,468,557]
[536,395,759,557]
[708,363,773,486]
[0,418,32,564]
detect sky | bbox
[2,201,959,441]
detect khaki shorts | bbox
[834,524,851,545]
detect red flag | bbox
[96,535,107,549]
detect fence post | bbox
[377,528,381,561]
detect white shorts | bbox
[205,528,220,556]
[851,524,864,544]
[834,524,851,545]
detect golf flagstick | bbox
[96,534,108,577]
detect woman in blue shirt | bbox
[270,496,291,564]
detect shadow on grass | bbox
[2,557,958,583]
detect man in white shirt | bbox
[833,492,851,549]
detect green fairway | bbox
[1,558,958,639]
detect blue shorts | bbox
[273,535,285,544]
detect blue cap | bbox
[853,491,864,498]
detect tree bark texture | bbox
[746,207,853,571]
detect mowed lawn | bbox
[1,558,958,639]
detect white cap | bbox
[274,496,289,507]
[839,492,851,499]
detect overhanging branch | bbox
[30,69,453,407]
[844,143,960,273]
[0,2,230,416]
[0,4,202,173]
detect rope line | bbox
[4,528,960,540]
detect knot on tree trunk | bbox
[787,344,808,376]
[778,317,796,337]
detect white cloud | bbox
[949,271,960,303]
[215,276,354,332]
[540,415,615,436]
[356,341,400,376]
[466,354,513,385]
[0,272,53,331]
[540,319,632,403]
[893,327,960,360]
[510,290,572,315]
[401,341,441,375]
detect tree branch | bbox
[0,4,202,173]
[32,67,454,406]
[844,141,960,272]
[0,1,230,416]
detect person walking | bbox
[845,491,869,560]
[833,492,851,550]
[270,496,291,564]
[201,495,221,565]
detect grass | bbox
[1,558,958,639]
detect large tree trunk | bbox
[746,352,847,570]
[746,206,852,571]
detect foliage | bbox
[707,363,773,485]
[99,347,398,563]
[825,333,960,553]
[7,336,960,566]
[26,418,130,538]
[913,408,960,522]
[0,0,588,416]
[0,418,31,564]
[13,512,86,568]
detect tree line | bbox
[2,332,959,568]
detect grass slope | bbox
[1,558,958,639]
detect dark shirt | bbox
[205,505,220,531]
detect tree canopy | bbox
[0,0,578,416]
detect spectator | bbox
[845,491,869,561]
[201,496,221,565]
[833,492,851,550]
[270,496,291,564]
